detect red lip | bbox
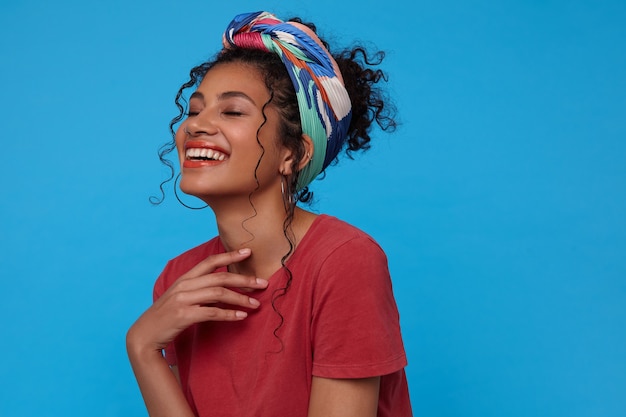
[184,140,228,154]
[183,159,223,168]
[183,140,229,168]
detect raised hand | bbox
[127,248,268,354]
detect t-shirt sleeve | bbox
[153,262,178,367]
[310,236,407,379]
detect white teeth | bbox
[185,147,227,161]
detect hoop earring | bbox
[280,174,294,210]
[174,173,208,210]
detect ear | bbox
[298,134,315,171]
[279,134,315,175]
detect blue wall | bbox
[1,1,624,416]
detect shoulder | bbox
[153,237,222,299]
[304,215,385,256]
[296,215,389,283]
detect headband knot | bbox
[223,11,352,190]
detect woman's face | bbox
[176,62,290,201]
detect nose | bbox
[184,111,219,137]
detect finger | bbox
[181,248,252,279]
[197,306,251,321]
[172,274,269,293]
[172,286,262,310]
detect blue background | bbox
[1,0,624,416]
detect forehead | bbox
[196,62,269,99]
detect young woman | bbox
[127,11,412,417]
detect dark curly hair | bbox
[152,18,397,345]
[151,19,396,207]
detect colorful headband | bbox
[223,11,352,190]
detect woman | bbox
[127,11,412,417]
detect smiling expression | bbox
[175,62,291,202]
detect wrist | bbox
[126,326,164,361]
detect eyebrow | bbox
[189,91,257,106]
[219,91,257,106]
[190,92,204,101]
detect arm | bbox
[307,236,405,416]
[308,376,380,417]
[126,344,193,417]
[126,248,269,417]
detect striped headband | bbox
[223,11,352,190]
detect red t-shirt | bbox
[154,215,412,416]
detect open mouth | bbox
[183,141,229,167]
[186,147,227,161]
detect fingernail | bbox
[249,298,260,307]
[235,311,248,318]
[238,248,251,255]
[256,278,268,286]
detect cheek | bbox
[175,127,186,161]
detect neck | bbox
[206,191,316,279]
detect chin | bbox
[179,175,212,195]
[179,186,212,200]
